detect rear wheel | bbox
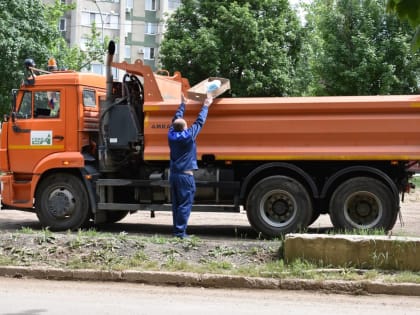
[329,177,397,231]
[35,173,90,231]
[246,176,312,237]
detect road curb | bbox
[285,234,420,271]
[1,266,420,296]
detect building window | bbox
[81,12,102,27]
[125,45,131,58]
[145,0,157,11]
[145,23,157,35]
[105,14,119,30]
[144,47,155,60]
[80,38,87,50]
[59,18,66,31]
[168,0,181,10]
[91,64,103,75]
[90,12,96,25]
[126,0,133,10]
[125,20,132,36]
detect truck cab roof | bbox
[25,71,106,89]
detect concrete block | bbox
[284,234,420,271]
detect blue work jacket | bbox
[168,102,209,174]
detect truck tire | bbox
[329,177,397,231]
[246,176,312,237]
[35,173,90,231]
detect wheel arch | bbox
[320,165,399,209]
[240,162,319,204]
[35,166,98,214]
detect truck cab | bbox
[0,67,105,219]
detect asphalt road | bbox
[1,277,419,315]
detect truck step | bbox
[13,180,31,184]
[97,203,240,213]
[12,200,30,204]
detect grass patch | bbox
[327,228,386,236]
[384,271,420,284]
[1,229,420,284]
[409,176,420,187]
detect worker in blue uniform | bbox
[168,94,213,238]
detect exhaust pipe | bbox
[106,40,116,101]
[98,40,117,172]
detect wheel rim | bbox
[259,189,297,228]
[47,188,76,219]
[343,190,382,229]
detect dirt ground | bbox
[0,190,419,271]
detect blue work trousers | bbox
[169,173,196,237]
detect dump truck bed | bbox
[143,94,420,161]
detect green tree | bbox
[0,0,106,116]
[159,0,305,97]
[387,0,420,49]
[305,0,420,96]
[0,0,57,114]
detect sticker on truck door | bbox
[31,130,52,145]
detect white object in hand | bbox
[206,80,221,93]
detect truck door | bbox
[8,89,65,173]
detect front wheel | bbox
[35,173,90,231]
[329,177,398,231]
[246,176,313,237]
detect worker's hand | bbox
[203,96,213,107]
[181,93,186,104]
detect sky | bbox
[289,0,312,23]
[289,0,312,5]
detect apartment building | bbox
[44,0,181,76]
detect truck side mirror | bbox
[11,89,17,112]
[10,89,18,122]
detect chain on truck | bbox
[0,41,418,237]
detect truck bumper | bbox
[0,174,12,206]
[0,174,33,209]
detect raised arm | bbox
[172,94,186,122]
[190,97,213,139]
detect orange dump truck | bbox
[1,41,419,237]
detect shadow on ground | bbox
[0,215,333,240]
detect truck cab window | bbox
[34,91,60,118]
[16,91,32,119]
[83,89,96,107]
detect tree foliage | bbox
[387,0,420,49]
[305,0,420,96]
[0,0,56,113]
[159,0,305,97]
[0,0,105,116]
